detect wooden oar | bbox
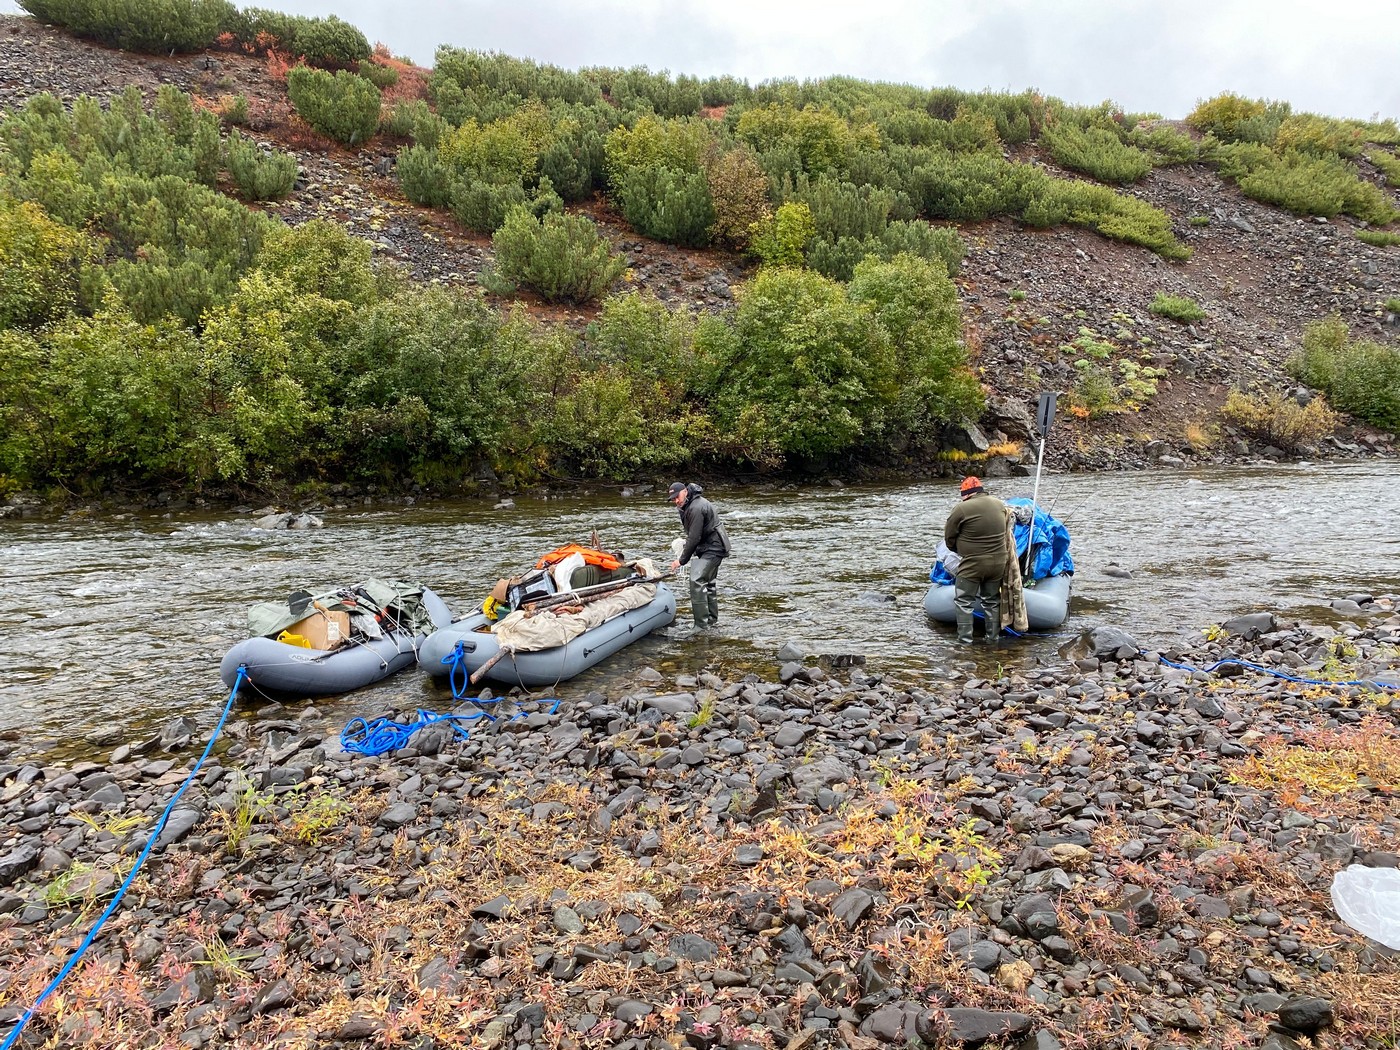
[469,646,513,684]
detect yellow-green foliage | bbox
[747,200,815,267]
[1042,123,1152,184]
[1238,150,1399,225]
[735,103,881,176]
[1186,93,1287,143]
[1150,293,1206,323]
[1369,149,1400,186]
[1291,315,1400,433]
[0,194,93,329]
[1275,113,1368,157]
[1228,715,1400,796]
[1220,389,1340,451]
[603,114,713,183]
[438,101,553,184]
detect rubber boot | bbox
[705,583,720,626]
[983,604,1002,642]
[955,612,975,645]
[689,581,711,628]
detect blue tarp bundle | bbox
[930,497,1074,585]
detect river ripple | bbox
[3,460,1397,741]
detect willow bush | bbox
[1291,317,1400,433]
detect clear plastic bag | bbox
[1330,864,1400,949]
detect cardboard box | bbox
[287,608,350,650]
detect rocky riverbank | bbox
[2,602,1399,1049]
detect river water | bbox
[3,461,1398,743]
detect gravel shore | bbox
[2,600,1398,1049]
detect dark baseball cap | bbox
[667,482,686,498]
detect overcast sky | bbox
[2,0,1395,122]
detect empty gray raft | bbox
[220,588,453,697]
[923,574,1072,631]
[422,584,677,687]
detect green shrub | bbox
[225,131,297,202]
[219,94,250,127]
[1026,178,1190,260]
[807,221,965,282]
[536,292,702,477]
[1042,123,1152,184]
[328,285,542,483]
[286,66,381,146]
[449,178,529,234]
[431,47,599,110]
[1355,232,1400,249]
[0,308,209,488]
[254,219,379,307]
[18,0,228,53]
[614,163,715,247]
[1290,316,1400,432]
[705,146,772,249]
[1150,293,1206,323]
[847,252,981,430]
[380,99,428,139]
[1129,124,1200,165]
[356,60,399,90]
[1070,361,1119,417]
[0,195,92,329]
[1238,150,1399,225]
[537,120,605,202]
[1220,389,1339,451]
[1186,93,1288,144]
[1368,149,1400,186]
[396,145,453,208]
[491,207,625,303]
[747,200,815,267]
[1387,298,1400,313]
[699,266,888,462]
[784,173,899,241]
[235,10,369,68]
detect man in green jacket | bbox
[943,476,1008,644]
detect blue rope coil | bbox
[1,667,248,1050]
[1155,653,1400,691]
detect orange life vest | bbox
[534,544,624,572]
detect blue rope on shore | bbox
[1156,653,1400,691]
[0,667,248,1050]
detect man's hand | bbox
[670,559,681,571]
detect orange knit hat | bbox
[959,476,983,494]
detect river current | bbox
[3,461,1398,742]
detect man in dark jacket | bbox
[943,476,1007,644]
[668,481,730,628]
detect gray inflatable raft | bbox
[422,583,676,687]
[220,588,453,697]
[923,574,1072,632]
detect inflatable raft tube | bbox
[923,574,1072,632]
[220,588,453,697]
[422,583,676,687]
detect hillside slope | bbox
[1,14,1396,476]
